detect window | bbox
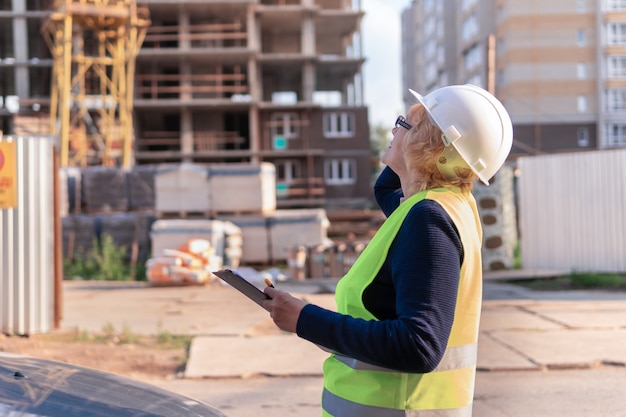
[271,113,300,140]
[496,69,505,86]
[606,0,626,11]
[437,45,445,65]
[425,62,437,84]
[496,36,506,57]
[465,73,482,88]
[577,29,586,46]
[275,159,301,182]
[423,39,436,59]
[578,128,590,147]
[275,159,302,197]
[438,72,449,87]
[423,0,435,14]
[577,96,587,112]
[323,112,354,138]
[461,0,477,12]
[461,13,478,42]
[324,159,356,185]
[577,63,586,79]
[606,123,626,146]
[423,16,436,37]
[607,56,626,78]
[607,23,626,45]
[463,44,481,71]
[496,4,505,23]
[606,88,626,111]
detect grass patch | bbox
[38,323,193,351]
[63,234,147,281]
[508,272,626,291]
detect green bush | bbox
[569,272,626,289]
[63,234,132,281]
[507,272,626,291]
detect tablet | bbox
[213,269,271,307]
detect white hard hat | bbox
[409,84,513,185]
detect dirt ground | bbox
[0,331,184,382]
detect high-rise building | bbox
[401,0,626,159]
[0,0,373,210]
[0,0,53,135]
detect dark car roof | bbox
[0,352,226,416]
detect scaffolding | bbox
[42,0,150,167]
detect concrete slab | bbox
[480,305,565,331]
[477,333,540,371]
[490,329,626,368]
[62,281,284,336]
[527,302,626,329]
[185,335,328,378]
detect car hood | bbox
[0,352,226,416]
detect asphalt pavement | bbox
[60,269,626,417]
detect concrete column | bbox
[181,109,194,159]
[12,0,29,99]
[247,5,257,51]
[249,105,260,163]
[301,9,316,102]
[301,17,315,55]
[181,62,192,101]
[303,63,315,103]
[179,9,190,50]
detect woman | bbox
[263,84,513,416]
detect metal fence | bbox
[0,135,56,335]
[518,149,626,273]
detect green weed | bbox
[63,234,142,281]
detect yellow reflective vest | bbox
[322,188,483,417]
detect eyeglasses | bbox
[395,115,413,131]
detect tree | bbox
[370,122,391,178]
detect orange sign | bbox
[0,140,17,209]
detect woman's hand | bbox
[261,287,307,333]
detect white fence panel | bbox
[0,135,55,335]
[518,149,626,273]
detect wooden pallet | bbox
[155,210,213,219]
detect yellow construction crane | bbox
[42,0,150,167]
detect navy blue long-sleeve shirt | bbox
[296,166,464,373]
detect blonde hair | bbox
[402,104,477,195]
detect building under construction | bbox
[0,0,372,209]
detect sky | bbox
[360,0,413,128]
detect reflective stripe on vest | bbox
[322,389,474,417]
[322,188,483,416]
[333,343,478,373]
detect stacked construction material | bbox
[128,165,157,211]
[208,163,276,214]
[154,163,211,215]
[218,209,331,265]
[62,213,156,264]
[150,219,242,268]
[153,162,276,217]
[81,166,129,213]
[145,239,222,286]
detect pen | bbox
[264,278,275,288]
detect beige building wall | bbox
[494,0,602,155]
[400,0,626,156]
